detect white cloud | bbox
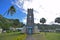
[22,17,27,24]
[12,0,60,24]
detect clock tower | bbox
[26,9,34,34]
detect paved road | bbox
[26,33,46,40]
[26,35,35,40]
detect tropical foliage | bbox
[0,14,25,30]
[40,18,46,24]
[55,17,60,23]
[4,5,16,15]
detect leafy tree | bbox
[12,19,20,28]
[0,15,6,28]
[19,22,25,27]
[0,15,11,32]
[40,18,46,24]
[12,19,25,28]
[40,18,46,32]
[55,17,60,23]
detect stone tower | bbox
[21,9,39,34]
[26,9,34,34]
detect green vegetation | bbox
[0,14,25,30]
[45,32,60,40]
[32,32,60,40]
[0,32,27,40]
[32,32,46,40]
[0,14,26,40]
[40,18,46,24]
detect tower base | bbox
[21,26,40,34]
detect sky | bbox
[0,0,60,24]
[0,0,26,23]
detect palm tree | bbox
[40,18,46,33]
[55,17,60,23]
[40,18,46,24]
[4,5,16,16]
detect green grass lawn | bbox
[32,32,60,40]
[1,32,60,40]
[45,32,60,40]
[0,32,27,40]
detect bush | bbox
[6,30,13,33]
[16,34,27,40]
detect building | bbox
[26,9,34,34]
